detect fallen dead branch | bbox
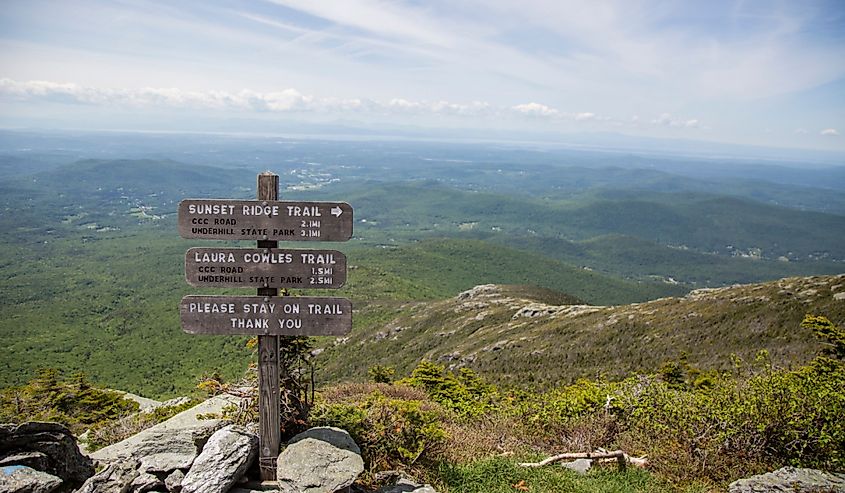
[518,449,648,470]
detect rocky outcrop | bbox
[729,467,845,492]
[0,422,94,491]
[77,425,259,493]
[276,427,364,493]
[3,413,404,493]
[75,395,261,493]
[181,425,257,493]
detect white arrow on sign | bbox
[331,206,343,217]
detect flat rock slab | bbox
[729,467,845,493]
[0,465,63,493]
[114,391,161,412]
[89,394,239,469]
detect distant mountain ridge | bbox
[317,273,845,388]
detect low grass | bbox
[434,457,708,493]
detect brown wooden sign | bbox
[185,248,346,289]
[180,295,352,336]
[178,199,353,241]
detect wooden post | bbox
[257,172,280,480]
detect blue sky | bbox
[1,0,844,152]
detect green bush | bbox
[310,389,448,471]
[310,347,843,488]
[0,369,138,433]
[512,378,611,425]
[801,314,845,359]
[368,365,396,384]
[400,361,498,418]
[618,359,845,483]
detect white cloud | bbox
[0,78,494,120]
[510,105,620,125]
[0,78,711,134]
[511,102,560,117]
[794,128,809,134]
[651,112,700,128]
[821,128,840,136]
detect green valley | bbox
[0,139,843,400]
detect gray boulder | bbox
[276,427,364,493]
[181,425,257,493]
[76,461,140,493]
[0,422,94,490]
[164,469,185,493]
[0,465,63,493]
[729,467,845,492]
[287,427,361,455]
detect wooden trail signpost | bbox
[178,173,353,480]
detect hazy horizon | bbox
[2,0,844,155]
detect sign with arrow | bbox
[178,199,353,241]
